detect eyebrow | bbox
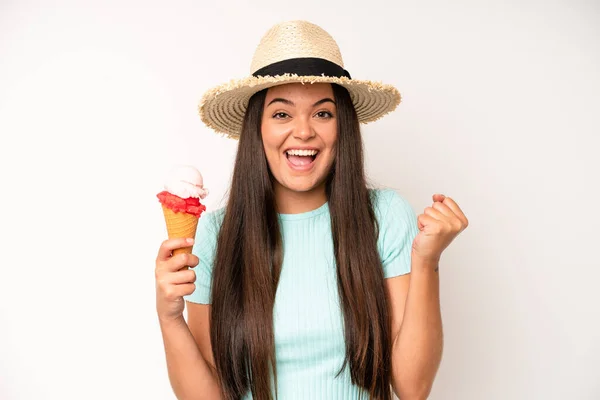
[267,97,336,107]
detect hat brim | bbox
[198,73,401,139]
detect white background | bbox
[1,0,599,399]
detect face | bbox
[261,83,337,195]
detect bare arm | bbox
[159,315,222,400]
[155,238,222,400]
[387,255,443,400]
[387,193,467,399]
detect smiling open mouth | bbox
[285,149,319,168]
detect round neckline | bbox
[277,201,329,221]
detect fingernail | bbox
[186,238,195,244]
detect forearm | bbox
[159,316,222,400]
[391,254,443,399]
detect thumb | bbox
[417,213,437,232]
[417,213,426,231]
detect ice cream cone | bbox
[161,205,199,257]
[158,165,208,264]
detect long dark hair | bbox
[210,84,392,400]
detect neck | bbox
[274,182,327,214]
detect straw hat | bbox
[198,20,402,139]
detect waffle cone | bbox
[161,205,199,257]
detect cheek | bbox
[323,119,337,143]
[262,120,288,141]
[261,123,283,165]
[323,127,338,160]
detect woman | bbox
[155,21,468,400]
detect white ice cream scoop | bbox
[164,165,209,199]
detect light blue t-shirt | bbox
[184,189,419,399]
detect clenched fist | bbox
[412,194,469,265]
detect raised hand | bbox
[412,194,469,265]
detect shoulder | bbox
[193,206,226,252]
[370,188,419,277]
[198,206,226,232]
[369,188,415,222]
[210,206,226,226]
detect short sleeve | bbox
[183,209,222,304]
[373,189,419,278]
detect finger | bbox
[162,283,196,300]
[175,283,196,297]
[441,197,469,226]
[168,269,197,285]
[432,201,455,218]
[157,238,195,261]
[164,253,199,272]
[432,193,446,202]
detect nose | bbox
[293,116,316,140]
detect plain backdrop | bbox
[1,0,599,399]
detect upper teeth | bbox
[287,149,318,156]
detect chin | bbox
[285,184,316,193]
[280,176,326,193]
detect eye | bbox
[273,112,289,119]
[315,111,333,119]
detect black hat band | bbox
[252,57,352,79]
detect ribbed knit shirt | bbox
[184,189,419,399]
